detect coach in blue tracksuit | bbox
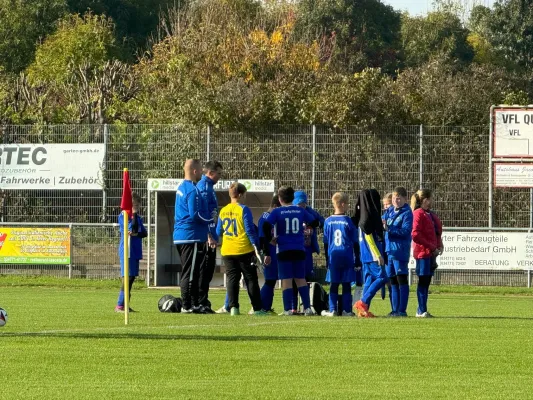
[173,159,214,313]
[383,187,413,317]
[196,161,223,313]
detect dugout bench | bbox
[145,178,275,287]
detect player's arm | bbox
[243,207,258,248]
[262,221,273,256]
[258,218,267,253]
[136,216,148,239]
[388,211,413,239]
[216,216,223,239]
[323,223,329,268]
[304,210,319,229]
[188,190,213,225]
[434,213,444,251]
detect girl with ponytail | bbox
[411,189,443,318]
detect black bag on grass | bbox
[158,295,182,313]
[310,282,328,315]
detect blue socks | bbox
[417,284,429,314]
[399,284,409,314]
[282,288,294,311]
[117,290,125,307]
[298,285,311,310]
[390,284,399,314]
[329,283,339,312]
[260,283,275,311]
[224,292,230,311]
[117,276,135,307]
[341,283,352,313]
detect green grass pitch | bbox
[0,277,532,400]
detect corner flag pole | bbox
[123,209,130,325]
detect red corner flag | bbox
[121,168,133,217]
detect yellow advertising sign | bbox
[0,227,70,264]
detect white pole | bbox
[419,125,423,189]
[489,106,494,230]
[154,192,159,287]
[146,190,151,287]
[68,223,73,279]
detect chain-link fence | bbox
[1,124,532,285]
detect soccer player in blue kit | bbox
[353,189,387,318]
[322,192,358,317]
[262,186,319,316]
[383,187,413,317]
[258,194,282,315]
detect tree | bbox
[67,0,177,57]
[129,0,329,127]
[485,0,533,70]
[401,11,474,68]
[294,0,402,74]
[0,0,68,73]
[26,14,133,124]
[394,60,531,126]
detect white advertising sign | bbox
[493,108,533,157]
[148,179,275,193]
[409,232,533,270]
[493,163,533,188]
[0,144,105,190]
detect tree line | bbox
[0,0,531,129]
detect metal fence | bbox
[1,124,532,285]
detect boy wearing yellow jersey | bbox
[216,182,266,316]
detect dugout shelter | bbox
[146,178,275,287]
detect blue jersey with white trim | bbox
[323,215,358,269]
[266,205,316,253]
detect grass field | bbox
[1,277,532,400]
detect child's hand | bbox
[378,256,385,266]
[264,256,271,266]
[270,237,278,246]
[207,236,217,249]
[128,231,138,237]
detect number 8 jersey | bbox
[323,215,359,269]
[266,205,316,253]
[216,203,258,256]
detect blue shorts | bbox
[416,258,433,277]
[363,261,387,281]
[278,259,306,280]
[120,258,139,277]
[263,256,278,281]
[386,258,409,278]
[326,267,356,284]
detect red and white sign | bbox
[493,163,533,188]
[493,107,533,158]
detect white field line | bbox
[0,318,323,336]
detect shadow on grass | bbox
[0,331,427,341]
